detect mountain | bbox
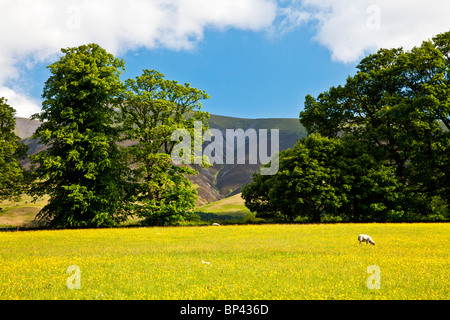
[193,114,307,204]
[14,114,307,205]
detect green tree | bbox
[243,134,344,223]
[30,44,130,228]
[242,133,405,222]
[336,135,405,222]
[300,31,450,216]
[301,85,350,138]
[0,98,28,202]
[121,69,209,225]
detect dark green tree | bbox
[0,98,28,202]
[300,31,450,217]
[242,133,405,222]
[30,44,130,228]
[243,133,341,223]
[121,69,209,225]
[335,135,405,222]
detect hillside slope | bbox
[195,114,307,202]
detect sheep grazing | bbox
[358,234,375,246]
[212,223,220,226]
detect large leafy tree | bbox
[335,135,405,222]
[242,134,404,222]
[0,98,28,202]
[121,69,209,225]
[300,31,450,215]
[30,44,130,228]
[243,134,341,223]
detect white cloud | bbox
[0,0,277,66]
[267,4,310,37]
[0,87,42,118]
[0,0,277,117]
[2,0,450,118]
[295,0,450,63]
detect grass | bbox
[0,193,250,227]
[0,223,448,300]
[0,195,49,228]
[197,193,250,216]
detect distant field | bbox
[0,223,448,300]
[0,193,249,227]
[0,195,49,228]
[197,193,250,216]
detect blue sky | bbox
[122,28,357,119]
[1,1,449,119]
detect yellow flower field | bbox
[0,223,448,300]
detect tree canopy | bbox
[27,44,209,228]
[30,44,130,227]
[120,69,209,225]
[242,134,405,222]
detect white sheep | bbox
[212,223,220,226]
[358,234,375,246]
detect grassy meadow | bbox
[0,223,448,300]
[0,195,49,228]
[197,193,250,216]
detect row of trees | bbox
[0,44,209,228]
[242,31,450,222]
[3,32,450,227]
